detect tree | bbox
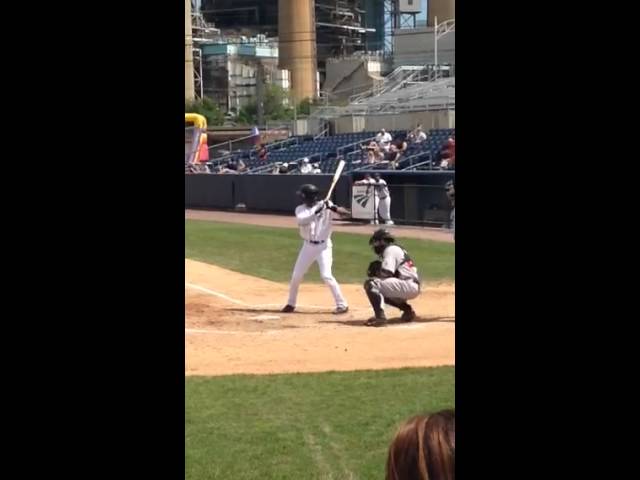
[185,97,224,126]
[297,98,311,116]
[236,84,295,125]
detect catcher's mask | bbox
[369,228,395,255]
[297,183,320,206]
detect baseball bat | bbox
[324,159,346,201]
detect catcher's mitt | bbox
[367,260,383,278]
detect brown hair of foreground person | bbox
[386,410,455,480]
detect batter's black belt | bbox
[308,240,326,244]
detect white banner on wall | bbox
[351,185,377,220]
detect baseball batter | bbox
[363,229,420,326]
[282,184,351,314]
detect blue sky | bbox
[419,0,428,20]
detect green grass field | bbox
[185,219,455,479]
[185,367,455,480]
[185,220,454,284]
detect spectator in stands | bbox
[278,162,290,175]
[439,136,455,169]
[407,123,419,141]
[376,128,393,152]
[312,163,322,174]
[236,158,247,173]
[388,137,408,169]
[386,410,455,480]
[257,143,268,162]
[363,140,382,164]
[299,157,313,174]
[218,160,241,174]
[407,125,427,144]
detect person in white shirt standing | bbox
[372,173,393,225]
[375,128,393,152]
[354,173,394,225]
[282,184,351,314]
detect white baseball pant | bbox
[286,240,347,309]
[370,277,420,302]
[378,196,391,222]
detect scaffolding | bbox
[383,0,419,54]
[190,8,220,100]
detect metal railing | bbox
[207,124,293,159]
[207,134,301,167]
[350,151,437,172]
[349,66,423,104]
[310,82,455,118]
[314,128,329,140]
[207,132,256,159]
[336,135,377,158]
[245,163,276,175]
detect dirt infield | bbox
[186,209,455,243]
[186,259,455,376]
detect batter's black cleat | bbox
[364,313,387,327]
[281,305,295,313]
[400,309,416,322]
[333,306,349,314]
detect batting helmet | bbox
[297,184,320,203]
[369,228,395,245]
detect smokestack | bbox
[278,0,318,102]
[185,0,195,101]
[428,0,455,26]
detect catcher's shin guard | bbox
[363,279,384,317]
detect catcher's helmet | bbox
[297,183,320,203]
[369,228,395,245]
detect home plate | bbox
[249,314,281,320]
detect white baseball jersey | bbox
[359,178,390,199]
[372,178,390,199]
[295,201,336,242]
[381,245,420,283]
[376,132,392,145]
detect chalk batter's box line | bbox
[185,328,277,335]
[184,283,429,334]
[185,283,370,313]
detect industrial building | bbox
[187,0,455,127]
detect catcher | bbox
[364,229,421,326]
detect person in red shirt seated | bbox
[440,136,455,169]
